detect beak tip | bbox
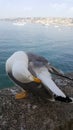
[33,77,41,83]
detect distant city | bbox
[0,17,73,26]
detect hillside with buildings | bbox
[1,17,73,26]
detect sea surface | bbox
[0,21,73,89]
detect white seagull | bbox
[6,51,73,102]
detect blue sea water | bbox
[0,21,73,89]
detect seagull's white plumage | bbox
[6,51,34,83]
[6,51,73,102]
[6,51,28,73]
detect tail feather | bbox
[55,96,73,103]
[36,69,66,97]
[33,67,73,103]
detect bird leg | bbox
[15,91,28,99]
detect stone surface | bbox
[0,73,73,130]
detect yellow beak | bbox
[33,76,41,83]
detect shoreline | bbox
[0,17,73,27]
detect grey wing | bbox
[46,63,64,76]
[27,52,48,64]
[26,53,66,97]
[27,52,64,77]
[27,52,49,76]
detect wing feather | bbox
[33,67,66,97]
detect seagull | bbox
[6,51,73,103]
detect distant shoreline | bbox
[0,17,73,27]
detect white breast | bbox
[6,51,28,73]
[6,51,34,83]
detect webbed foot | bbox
[15,91,28,99]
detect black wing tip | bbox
[54,96,72,103]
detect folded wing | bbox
[33,67,66,98]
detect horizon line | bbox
[0,16,73,19]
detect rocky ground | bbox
[0,73,73,130]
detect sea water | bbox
[0,21,73,89]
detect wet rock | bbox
[0,73,73,130]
